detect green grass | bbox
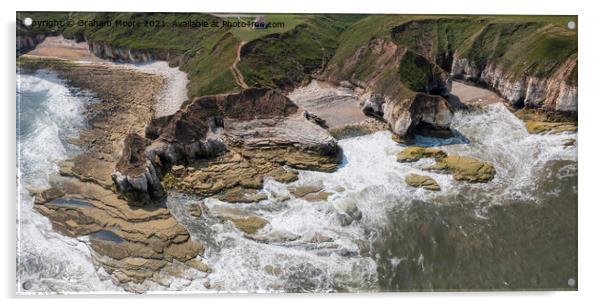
[237,15,361,90]
[17,13,577,97]
[226,14,308,42]
[398,50,435,92]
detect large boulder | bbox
[426,155,496,183]
[397,146,447,162]
[361,92,453,140]
[405,173,441,191]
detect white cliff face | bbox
[16,34,47,53]
[451,56,577,113]
[88,41,160,63]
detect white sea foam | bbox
[17,68,577,293]
[165,102,577,292]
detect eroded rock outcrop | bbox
[324,36,455,140]
[361,91,453,139]
[22,61,204,287]
[34,176,202,283]
[112,134,165,205]
[116,87,342,201]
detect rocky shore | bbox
[115,87,342,203]
[19,56,343,290]
[20,58,206,290]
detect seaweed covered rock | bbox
[405,173,441,191]
[426,155,496,183]
[209,206,269,235]
[397,146,447,162]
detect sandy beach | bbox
[26,35,189,118]
[449,80,503,107]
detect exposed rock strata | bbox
[112,134,165,206]
[513,108,577,135]
[17,34,48,54]
[208,206,269,235]
[118,87,342,201]
[22,61,203,286]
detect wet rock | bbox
[309,233,334,243]
[426,155,495,183]
[289,184,323,198]
[189,204,203,217]
[264,264,283,276]
[288,184,332,202]
[405,173,441,191]
[562,138,576,147]
[303,110,328,129]
[24,62,201,287]
[217,187,268,203]
[303,191,333,202]
[210,206,269,235]
[333,198,363,226]
[524,120,577,134]
[145,88,342,198]
[186,259,210,273]
[328,118,389,140]
[335,186,346,193]
[396,146,447,162]
[34,176,202,283]
[514,108,577,134]
[246,230,300,243]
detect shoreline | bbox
[23,35,189,118]
[17,34,577,294]
[18,57,207,292]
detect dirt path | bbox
[231,41,249,89]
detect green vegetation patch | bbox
[398,49,437,92]
[237,15,360,90]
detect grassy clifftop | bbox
[323,14,577,104]
[17,13,577,100]
[237,15,363,90]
